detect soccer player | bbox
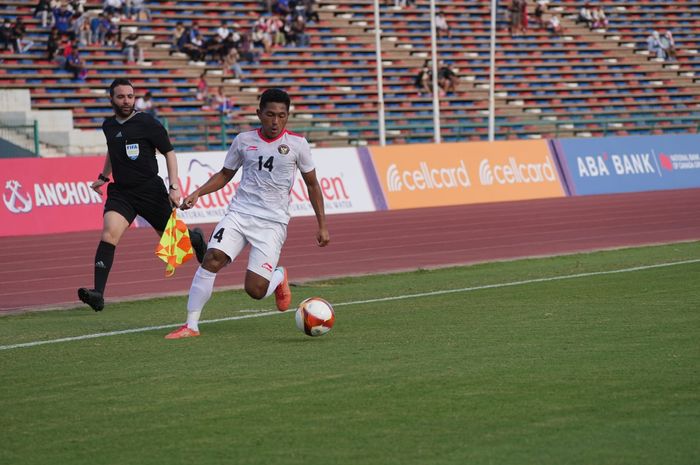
[165,88,330,339]
[78,78,207,311]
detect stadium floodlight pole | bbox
[488,0,497,141]
[429,0,442,143]
[373,0,387,146]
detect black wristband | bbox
[98,174,109,182]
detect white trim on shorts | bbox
[207,210,288,280]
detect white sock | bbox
[186,266,217,331]
[264,267,285,298]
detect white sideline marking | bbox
[1,259,698,351]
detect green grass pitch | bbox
[1,242,699,465]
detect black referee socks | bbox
[94,241,116,294]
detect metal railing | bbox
[0,121,40,156]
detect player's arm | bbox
[163,149,181,207]
[90,154,113,195]
[180,167,237,210]
[301,169,330,247]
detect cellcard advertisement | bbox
[368,140,566,210]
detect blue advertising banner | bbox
[553,134,700,195]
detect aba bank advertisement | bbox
[0,156,107,236]
[368,140,566,210]
[157,147,379,225]
[554,134,700,195]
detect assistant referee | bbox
[78,78,206,311]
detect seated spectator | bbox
[171,21,186,53]
[438,61,458,94]
[222,46,244,78]
[70,0,86,14]
[275,0,292,16]
[547,15,563,36]
[211,87,235,117]
[183,23,205,62]
[577,4,594,29]
[53,4,74,38]
[103,13,120,46]
[414,65,432,95]
[65,47,87,80]
[237,32,261,63]
[647,30,664,59]
[534,2,545,29]
[591,6,608,30]
[0,19,12,52]
[11,18,34,53]
[135,91,157,116]
[47,26,59,59]
[303,0,319,23]
[127,0,151,21]
[290,14,309,47]
[660,30,677,61]
[122,32,144,63]
[267,15,286,48]
[252,17,272,53]
[435,12,451,39]
[196,72,209,102]
[103,0,123,16]
[34,0,53,28]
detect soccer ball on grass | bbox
[295,297,335,337]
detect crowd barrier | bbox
[2,134,699,237]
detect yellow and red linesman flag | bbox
[155,209,194,277]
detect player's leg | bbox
[78,186,135,311]
[243,216,290,311]
[166,214,247,339]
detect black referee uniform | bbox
[103,111,174,231]
[78,111,206,312]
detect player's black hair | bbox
[109,78,134,97]
[259,88,290,111]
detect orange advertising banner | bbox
[369,140,566,209]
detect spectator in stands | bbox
[71,0,86,14]
[104,13,120,46]
[577,3,594,29]
[290,14,309,47]
[53,4,74,38]
[196,72,209,103]
[76,10,93,45]
[184,22,206,62]
[438,61,458,94]
[302,0,319,23]
[647,30,664,59]
[435,12,451,39]
[267,15,286,47]
[34,0,53,28]
[660,30,677,61]
[47,26,60,59]
[0,19,13,52]
[223,46,244,78]
[252,16,272,53]
[211,86,235,117]
[275,0,292,17]
[508,0,523,36]
[135,91,157,116]
[122,31,144,63]
[591,6,608,30]
[534,2,545,29]
[103,0,123,17]
[171,21,186,53]
[238,32,261,63]
[11,18,34,53]
[547,14,562,36]
[126,0,151,21]
[65,47,87,80]
[415,65,432,95]
[519,0,529,33]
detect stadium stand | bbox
[0,0,698,154]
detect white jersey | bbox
[224,128,315,224]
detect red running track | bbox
[1,188,699,313]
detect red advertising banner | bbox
[0,157,107,236]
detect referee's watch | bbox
[169,184,178,190]
[97,173,110,182]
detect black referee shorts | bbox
[104,177,173,232]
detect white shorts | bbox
[208,211,288,280]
